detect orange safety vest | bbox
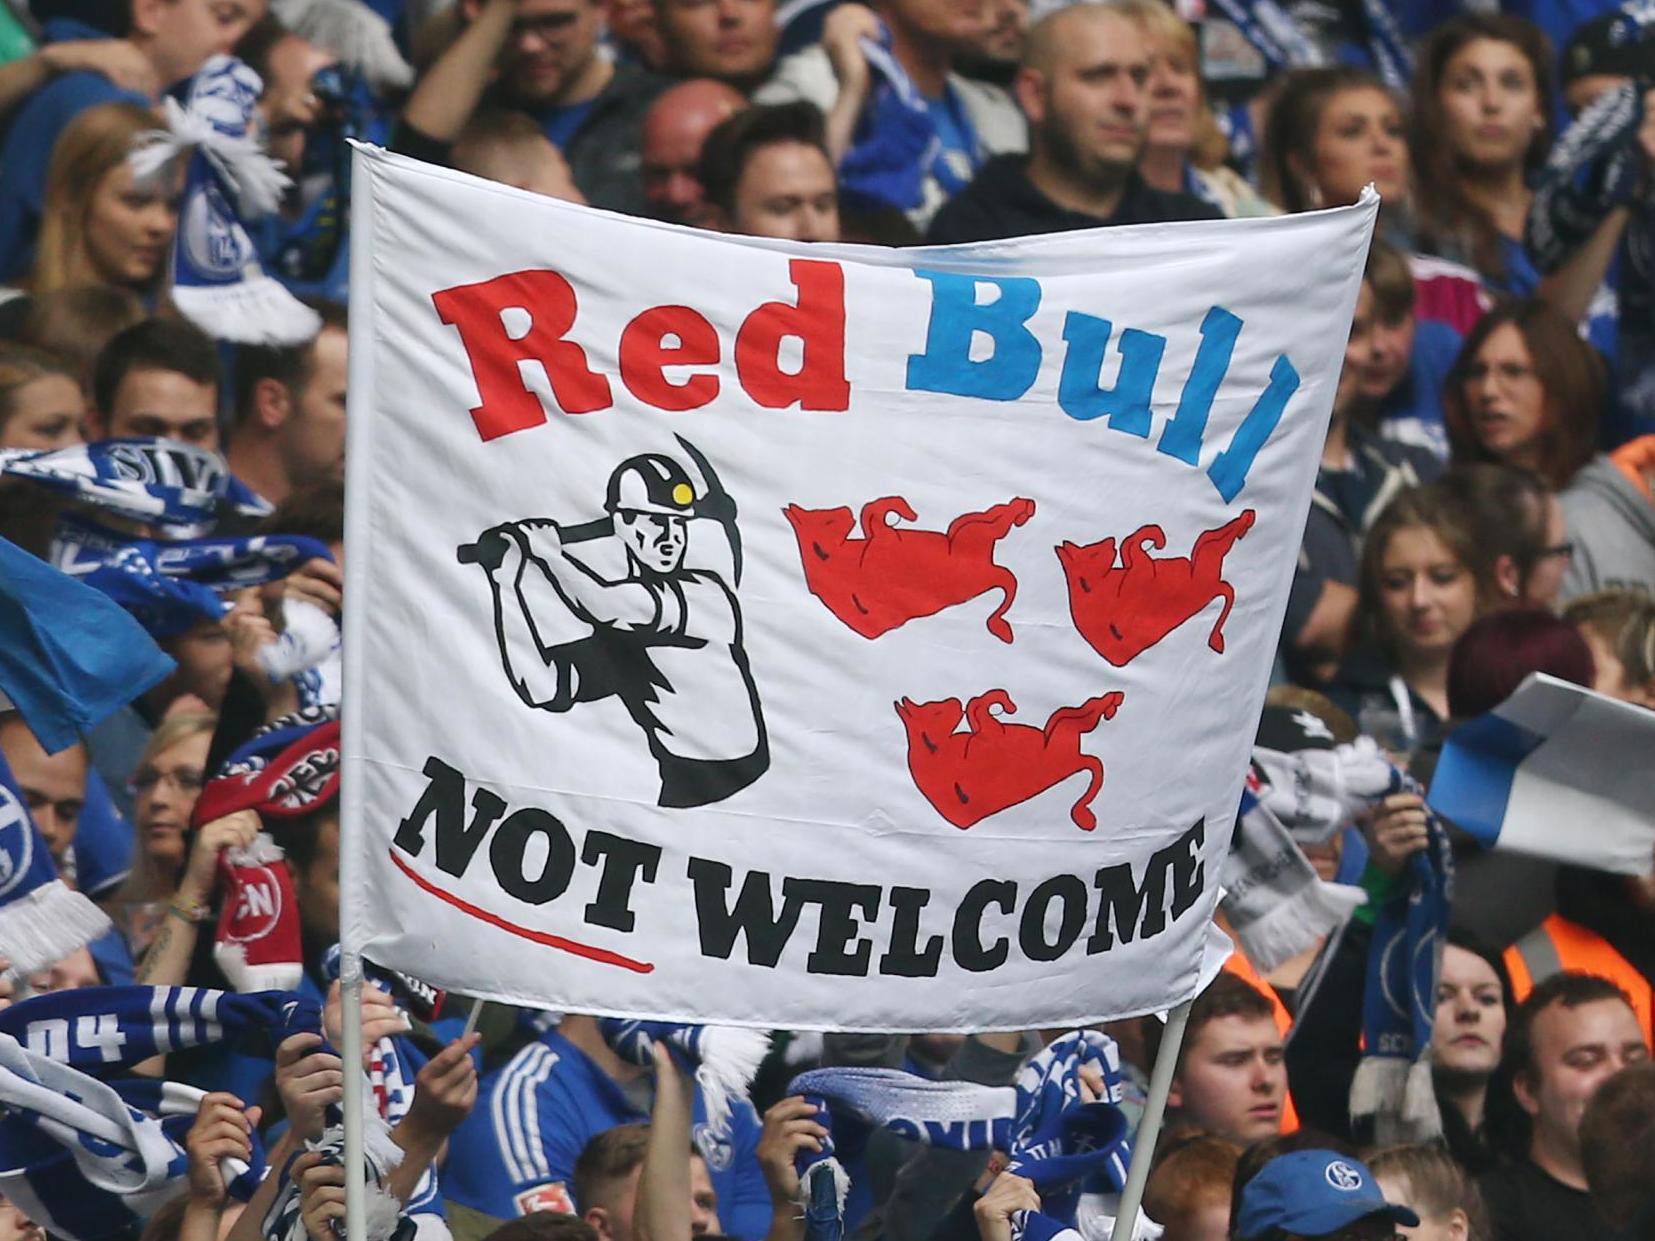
[1504,915,1654,1044]
[1223,951,1302,1132]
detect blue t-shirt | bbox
[443,1029,770,1240]
[0,20,148,280]
[538,100,597,151]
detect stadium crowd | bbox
[0,0,1650,1239]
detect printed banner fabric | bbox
[340,145,1376,1031]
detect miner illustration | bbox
[458,439,767,808]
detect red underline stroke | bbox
[386,848,656,974]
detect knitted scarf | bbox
[1350,772,1455,1145]
[789,1032,1133,1241]
[193,708,341,827]
[130,55,321,346]
[0,986,319,1241]
[1222,778,1366,973]
[598,1018,771,1143]
[0,748,112,975]
[52,513,333,639]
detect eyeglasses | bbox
[130,767,205,796]
[1462,360,1536,384]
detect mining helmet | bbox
[605,454,698,517]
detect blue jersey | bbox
[443,1029,770,1240]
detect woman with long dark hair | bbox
[1443,299,1605,491]
[1409,15,1553,293]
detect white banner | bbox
[340,145,1375,1031]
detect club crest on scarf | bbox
[0,781,39,901]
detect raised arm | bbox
[515,521,663,630]
[636,1041,696,1241]
[401,0,518,145]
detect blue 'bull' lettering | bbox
[903,271,1301,502]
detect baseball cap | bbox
[1236,1150,1420,1240]
[1561,12,1648,84]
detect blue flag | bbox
[0,537,173,755]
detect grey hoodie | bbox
[1560,451,1655,601]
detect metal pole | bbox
[1109,998,1193,1241]
[462,995,485,1038]
[340,960,366,1241]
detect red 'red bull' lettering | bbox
[431,260,851,440]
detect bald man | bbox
[926,0,1217,243]
[641,78,748,226]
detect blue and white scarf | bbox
[598,1018,770,1144]
[1204,0,1411,89]
[51,514,332,638]
[318,947,446,1225]
[0,985,321,1069]
[129,56,321,346]
[262,1117,414,1241]
[0,1035,256,1241]
[1528,77,1647,273]
[1350,771,1454,1145]
[788,1032,1133,1241]
[0,749,111,976]
[1223,782,1367,974]
[2,438,272,534]
[0,987,319,1241]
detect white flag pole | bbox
[462,996,485,1038]
[339,142,379,1241]
[1109,998,1192,1241]
[340,960,367,1241]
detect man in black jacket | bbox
[925,0,1216,244]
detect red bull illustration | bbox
[895,690,1125,831]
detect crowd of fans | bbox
[0,0,1650,1239]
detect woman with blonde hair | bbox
[111,712,255,972]
[28,102,177,299]
[1126,0,1275,219]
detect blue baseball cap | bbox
[1236,1150,1421,1239]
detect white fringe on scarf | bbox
[173,277,322,348]
[1228,880,1367,975]
[1349,1054,1442,1146]
[0,879,112,976]
[130,96,291,218]
[695,1025,773,1143]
